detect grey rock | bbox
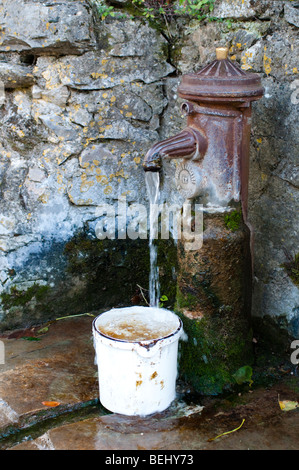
[240,41,264,72]
[0,62,34,88]
[27,167,46,183]
[69,107,92,127]
[66,156,136,206]
[250,0,286,19]
[284,4,299,28]
[248,75,299,328]
[34,52,173,91]
[32,85,70,108]
[105,19,166,58]
[39,114,79,141]
[262,30,299,80]
[31,19,173,90]
[173,22,222,74]
[0,0,96,55]
[79,144,115,168]
[213,0,255,19]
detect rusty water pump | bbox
[144,47,264,395]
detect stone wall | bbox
[0,0,298,337]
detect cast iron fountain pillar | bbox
[144,47,264,394]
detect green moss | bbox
[174,208,253,394]
[176,264,222,314]
[1,284,49,309]
[282,252,299,287]
[177,311,298,396]
[176,288,198,310]
[192,272,221,310]
[90,0,216,33]
[0,229,178,331]
[64,233,150,310]
[224,210,242,232]
[176,306,253,395]
[252,315,292,355]
[64,230,178,311]
[170,42,183,65]
[156,238,178,308]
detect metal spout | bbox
[143,127,207,172]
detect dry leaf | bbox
[37,326,49,334]
[278,400,298,411]
[42,401,60,407]
[207,418,245,442]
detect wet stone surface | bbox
[0,316,98,430]
[0,317,298,450]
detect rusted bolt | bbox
[181,102,195,116]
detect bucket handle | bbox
[133,333,180,358]
[133,342,162,358]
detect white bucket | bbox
[92,306,183,416]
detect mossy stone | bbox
[175,210,253,395]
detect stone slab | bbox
[0,315,298,450]
[0,316,98,430]
[9,384,299,450]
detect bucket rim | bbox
[92,306,182,346]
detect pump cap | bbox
[216,47,229,60]
[178,46,264,103]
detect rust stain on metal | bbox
[143,127,207,172]
[143,46,264,218]
[142,47,264,393]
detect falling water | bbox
[145,171,161,308]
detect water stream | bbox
[145,172,161,308]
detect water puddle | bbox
[0,399,19,425]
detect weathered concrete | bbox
[0,316,98,431]
[8,396,299,450]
